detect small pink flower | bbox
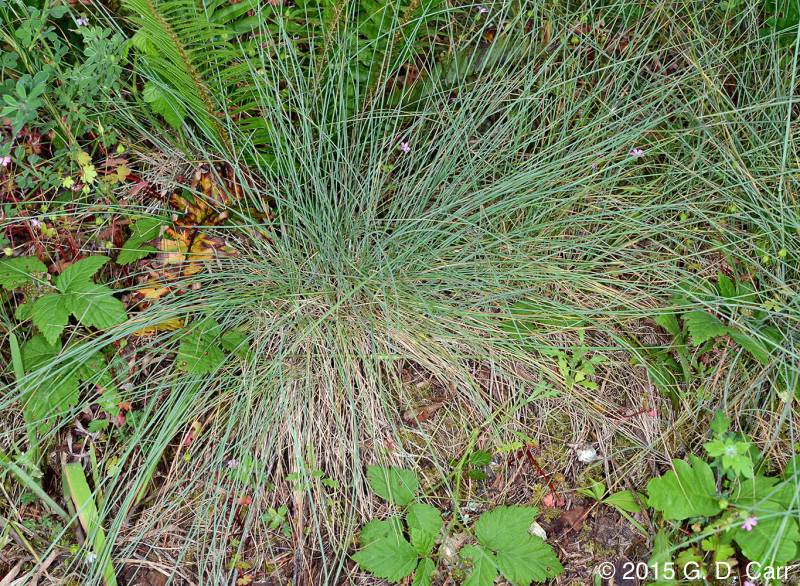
[75,17,89,27]
[741,516,758,531]
[646,408,657,417]
[399,141,411,154]
[227,458,238,469]
[629,147,645,158]
[1,155,11,167]
[744,581,756,586]
[477,5,488,13]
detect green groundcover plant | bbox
[0,0,799,583]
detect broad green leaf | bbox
[24,373,79,423]
[732,504,800,565]
[64,283,128,329]
[717,273,737,299]
[359,517,404,546]
[473,506,562,584]
[654,312,681,337]
[63,462,117,585]
[117,218,164,265]
[31,293,69,344]
[727,329,771,365]
[21,334,60,370]
[0,256,47,289]
[412,557,435,586]
[646,456,720,520]
[351,533,418,583]
[683,311,728,345]
[474,506,539,551]
[177,326,226,375]
[461,544,498,586]
[604,490,643,513]
[406,503,442,556]
[142,82,186,129]
[55,256,110,293]
[366,466,419,506]
[494,536,563,585]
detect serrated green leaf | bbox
[406,503,442,556]
[177,325,226,375]
[683,311,728,346]
[474,506,539,551]
[359,517,404,546]
[646,456,720,520]
[727,329,771,365]
[25,373,79,423]
[412,557,435,586]
[717,273,737,299]
[117,218,164,265]
[143,82,186,129]
[0,256,47,289]
[55,256,110,292]
[31,293,69,344]
[461,544,498,586]
[494,536,563,585]
[366,466,419,506]
[21,334,61,371]
[15,300,34,321]
[351,534,418,582]
[64,283,127,329]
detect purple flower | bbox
[1,155,10,167]
[629,147,645,158]
[226,458,238,469]
[477,5,488,13]
[399,141,411,154]
[741,516,758,531]
[75,17,89,27]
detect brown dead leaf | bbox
[402,401,444,425]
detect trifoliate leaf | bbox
[359,518,404,546]
[406,503,442,556]
[411,558,435,586]
[472,506,562,585]
[474,506,539,551]
[351,533,418,583]
[494,536,563,585]
[21,334,60,371]
[646,456,720,520]
[366,466,419,506]
[0,256,47,289]
[64,283,128,329]
[143,82,186,129]
[31,293,70,344]
[117,217,164,265]
[55,256,110,292]
[461,544,498,586]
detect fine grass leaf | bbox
[351,533,418,582]
[412,557,436,586]
[461,544,498,586]
[367,466,419,506]
[646,456,720,520]
[55,256,110,292]
[0,256,47,289]
[683,311,728,346]
[31,293,70,344]
[406,503,442,555]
